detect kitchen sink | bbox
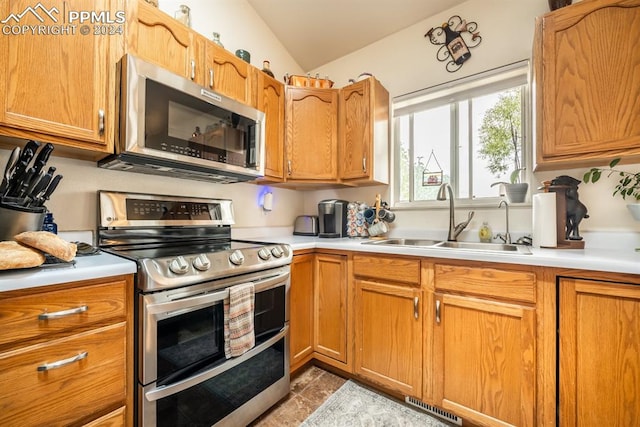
[434,241,532,254]
[362,238,442,247]
[362,238,532,254]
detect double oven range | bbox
[98,191,292,426]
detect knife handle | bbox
[16,167,36,197]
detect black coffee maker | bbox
[317,199,349,238]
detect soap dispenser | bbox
[479,221,492,243]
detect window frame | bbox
[391,60,532,209]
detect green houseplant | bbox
[584,158,640,220]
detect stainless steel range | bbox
[98,191,292,427]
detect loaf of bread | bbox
[0,241,46,270]
[14,231,77,262]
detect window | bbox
[393,61,530,207]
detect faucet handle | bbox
[453,211,475,236]
[494,232,507,243]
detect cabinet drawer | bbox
[353,254,421,285]
[0,279,127,347]
[435,264,536,303]
[0,322,127,427]
[83,406,126,427]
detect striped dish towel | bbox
[224,282,255,358]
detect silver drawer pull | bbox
[38,305,88,320]
[37,351,88,372]
[98,109,105,135]
[413,296,419,319]
[435,300,441,324]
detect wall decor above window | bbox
[425,15,482,73]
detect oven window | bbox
[255,284,286,341]
[154,283,286,386]
[155,337,286,427]
[156,304,224,384]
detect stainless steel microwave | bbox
[99,55,265,183]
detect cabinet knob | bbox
[190,60,196,80]
[209,69,214,88]
[362,156,367,173]
[413,296,419,319]
[435,299,441,324]
[287,160,292,175]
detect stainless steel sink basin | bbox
[362,238,441,247]
[362,238,532,254]
[434,241,532,254]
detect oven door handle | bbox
[144,324,289,402]
[146,270,289,316]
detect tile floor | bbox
[250,364,347,426]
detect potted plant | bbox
[491,168,529,203]
[583,158,640,220]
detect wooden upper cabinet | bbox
[205,42,254,107]
[126,0,199,82]
[559,277,640,426]
[534,0,640,170]
[257,72,285,182]
[339,77,389,184]
[0,0,119,155]
[285,87,339,182]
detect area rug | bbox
[300,380,451,426]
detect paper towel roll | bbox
[532,193,557,248]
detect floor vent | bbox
[405,396,463,426]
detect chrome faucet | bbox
[495,200,511,244]
[437,183,475,241]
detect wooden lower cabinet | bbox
[354,278,422,396]
[432,263,537,427]
[290,253,315,372]
[0,275,133,426]
[352,254,422,397]
[558,277,640,426]
[313,253,350,370]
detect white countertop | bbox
[250,235,640,276]
[0,252,137,292]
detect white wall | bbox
[303,0,640,240]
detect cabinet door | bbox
[290,254,314,372]
[559,278,640,426]
[314,253,348,366]
[0,0,116,151]
[340,79,371,180]
[205,42,253,106]
[355,279,422,397]
[126,0,198,82]
[433,293,536,427]
[339,77,389,184]
[285,87,338,181]
[257,72,285,181]
[535,0,640,169]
